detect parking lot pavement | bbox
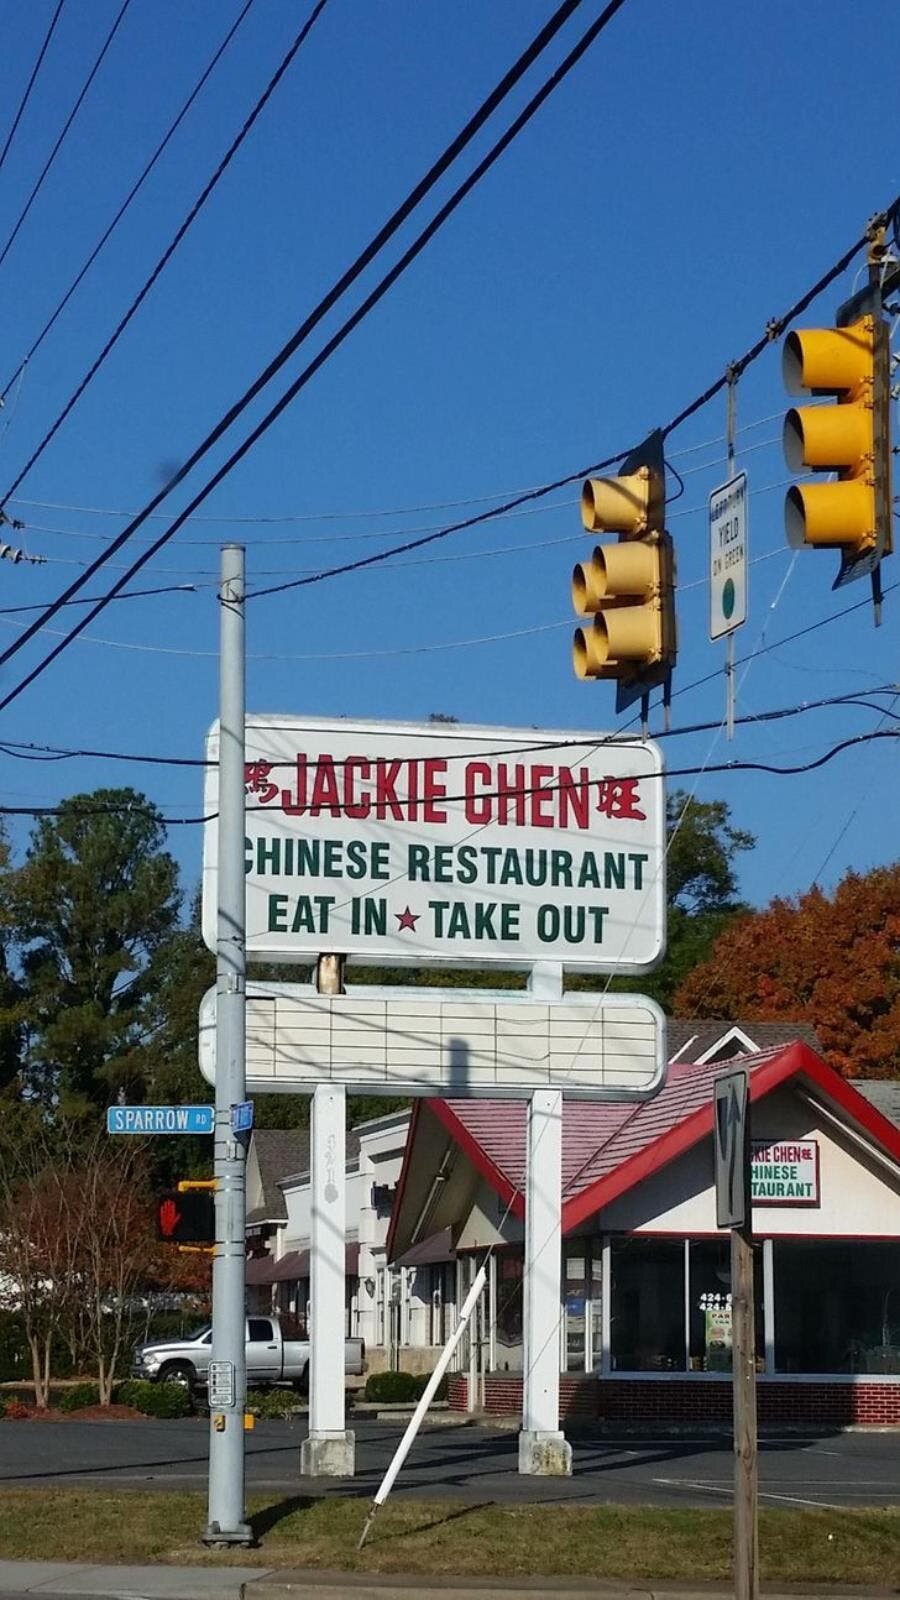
[0,1418,898,1509]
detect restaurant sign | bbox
[751,1138,819,1205]
[202,716,666,971]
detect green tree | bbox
[571,789,755,1010]
[9,790,180,1112]
[666,790,755,914]
[0,823,24,1093]
[651,790,755,1011]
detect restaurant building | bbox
[386,1034,900,1429]
[244,1113,456,1372]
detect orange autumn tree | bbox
[674,863,900,1079]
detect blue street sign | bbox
[231,1101,254,1133]
[106,1104,215,1135]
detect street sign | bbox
[203,716,666,973]
[107,1104,214,1135]
[231,1101,254,1133]
[714,1067,751,1229]
[199,983,667,1101]
[709,472,748,640]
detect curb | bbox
[243,1577,897,1600]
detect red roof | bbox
[389,1042,900,1251]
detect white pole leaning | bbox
[358,1262,487,1550]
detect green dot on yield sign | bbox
[722,577,735,619]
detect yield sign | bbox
[714,1066,751,1230]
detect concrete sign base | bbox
[300,1430,356,1478]
[518,1430,574,1476]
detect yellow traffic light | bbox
[571,431,676,713]
[572,541,665,679]
[581,465,661,537]
[783,313,892,566]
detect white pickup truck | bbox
[132,1314,365,1390]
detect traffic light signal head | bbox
[782,313,892,570]
[571,431,676,709]
[581,463,661,537]
[156,1190,215,1244]
[572,541,662,678]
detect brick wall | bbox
[447,1373,900,1428]
[448,1373,598,1419]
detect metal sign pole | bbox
[204,544,252,1547]
[725,373,737,741]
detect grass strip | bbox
[0,1490,897,1584]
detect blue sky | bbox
[0,0,897,916]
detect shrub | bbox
[246,1388,298,1419]
[364,1369,449,1404]
[0,1396,7,1418]
[114,1379,192,1418]
[364,1369,420,1403]
[415,1372,448,1403]
[58,1383,101,1413]
[5,1400,30,1420]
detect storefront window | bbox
[774,1241,900,1374]
[494,1248,524,1371]
[565,1249,588,1372]
[688,1240,764,1372]
[610,1238,684,1371]
[563,1244,603,1371]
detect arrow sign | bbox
[714,1066,751,1230]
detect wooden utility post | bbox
[731,1216,759,1600]
[714,1066,758,1600]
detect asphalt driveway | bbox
[0,1417,897,1509]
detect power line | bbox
[0,0,256,404]
[0,0,594,658]
[0,728,895,825]
[0,582,197,615]
[0,0,331,511]
[2,684,895,771]
[247,206,900,601]
[0,0,631,710]
[0,0,133,273]
[9,459,788,553]
[0,0,67,176]
[4,409,782,524]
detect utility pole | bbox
[204,544,252,1547]
[732,1212,759,1600]
[714,1066,758,1600]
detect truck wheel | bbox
[292,1368,309,1396]
[158,1361,196,1390]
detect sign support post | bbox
[204,544,252,1548]
[519,1087,571,1476]
[714,1067,758,1600]
[301,948,355,1477]
[709,375,747,743]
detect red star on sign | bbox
[395,906,420,931]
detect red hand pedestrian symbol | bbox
[159,1198,181,1238]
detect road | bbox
[0,1418,897,1509]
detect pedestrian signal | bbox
[156,1190,215,1244]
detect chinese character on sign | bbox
[244,761,278,803]
[596,777,646,821]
